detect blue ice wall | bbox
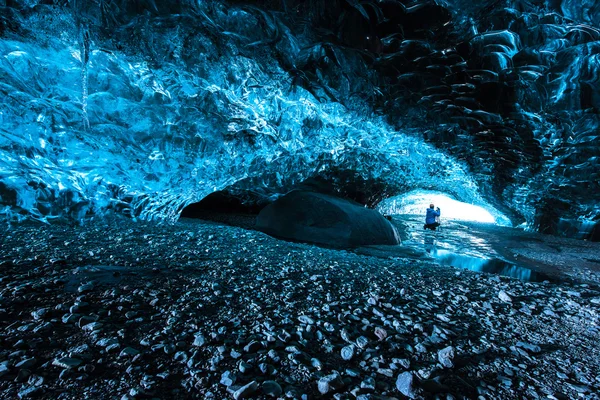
[0,0,599,229]
[0,1,486,222]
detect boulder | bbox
[256,191,400,248]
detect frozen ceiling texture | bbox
[0,0,599,232]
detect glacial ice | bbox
[0,0,599,231]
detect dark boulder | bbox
[256,191,400,248]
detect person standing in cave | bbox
[424,204,441,231]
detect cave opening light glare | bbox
[377,190,510,225]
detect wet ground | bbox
[389,215,600,284]
[0,216,599,399]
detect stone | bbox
[16,368,31,382]
[341,345,355,360]
[498,290,512,303]
[361,377,376,390]
[243,340,260,353]
[193,334,206,347]
[31,308,48,320]
[119,347,140,358]
[318,372,345,394]
[18,386,41,399]
[82,322,103,332]
[297,315,315,324]
[516,341,541,353]
[262,380,282,397]
[16,358,36,369]
[233,381,258,399]
[396,371,416,399]
[220,370,236,387]
[438,346,455,368]
[255,191,401,248]
[78,283,94,293]
[53,357,83,369]
[374,327,387,341]
[356,336,369,348]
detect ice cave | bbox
[0,0,599,399]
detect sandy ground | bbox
[0,216,599,399]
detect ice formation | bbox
[0,0,599,232]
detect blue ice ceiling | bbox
[0,0,599,231]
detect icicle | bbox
[80,25,90,131]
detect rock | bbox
[311,358,323,370]
[16,358,36,369]
[318,372,345,394]
[31,308,48,320]
[498,290,512,303]
[297,315,315,324]
[243,341,260,353]
[78,283,94,293]
[96,338,119,348]
[53,357,83,369]
[62,314,78,324]
[119,347,140,358]
[238,361,251,373]
[193,334,206,347]
[28,375,44,386]
[233,381,258,399]
[220,371,236,387]
[16,368,31,382]
[361,377,376,390]
[374,327,387,341]
[341,345,355,360]
[262,380,282,397]
[78,316,96,327]
[356,336,369,348]
[438,346,455,368]
[82,322,103,332]
[18,386,41,399]
[516,341,541,353]
[396,371,416,398]
[255,191,401,248]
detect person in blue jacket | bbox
[424,204,441,231]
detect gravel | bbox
[0,216,599,399]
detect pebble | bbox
[119,347,140,358]
[396,371,416,399]
[220,371,236,387]
[52,357,83,369]
[233,380,258,399]
[297,315,315,325]
[438,346,455,368]
[261,380,282,397]
[17,386,41,399]
[82,322,103,332]
[193,334,206,347]
[16,358,36,369]
[78,283,94,293]
[31,308,48,320]
[498,290,512,303]
[318,373,345,395]
[341,345,355,361]
[516,341,541,353]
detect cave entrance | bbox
[179,191,265,229]
[376,189,511,225]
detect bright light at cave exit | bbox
[378,190,509,225]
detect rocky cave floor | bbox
[0,216,599,399]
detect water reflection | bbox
[424,234,436,253]
[430,249,550,282]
